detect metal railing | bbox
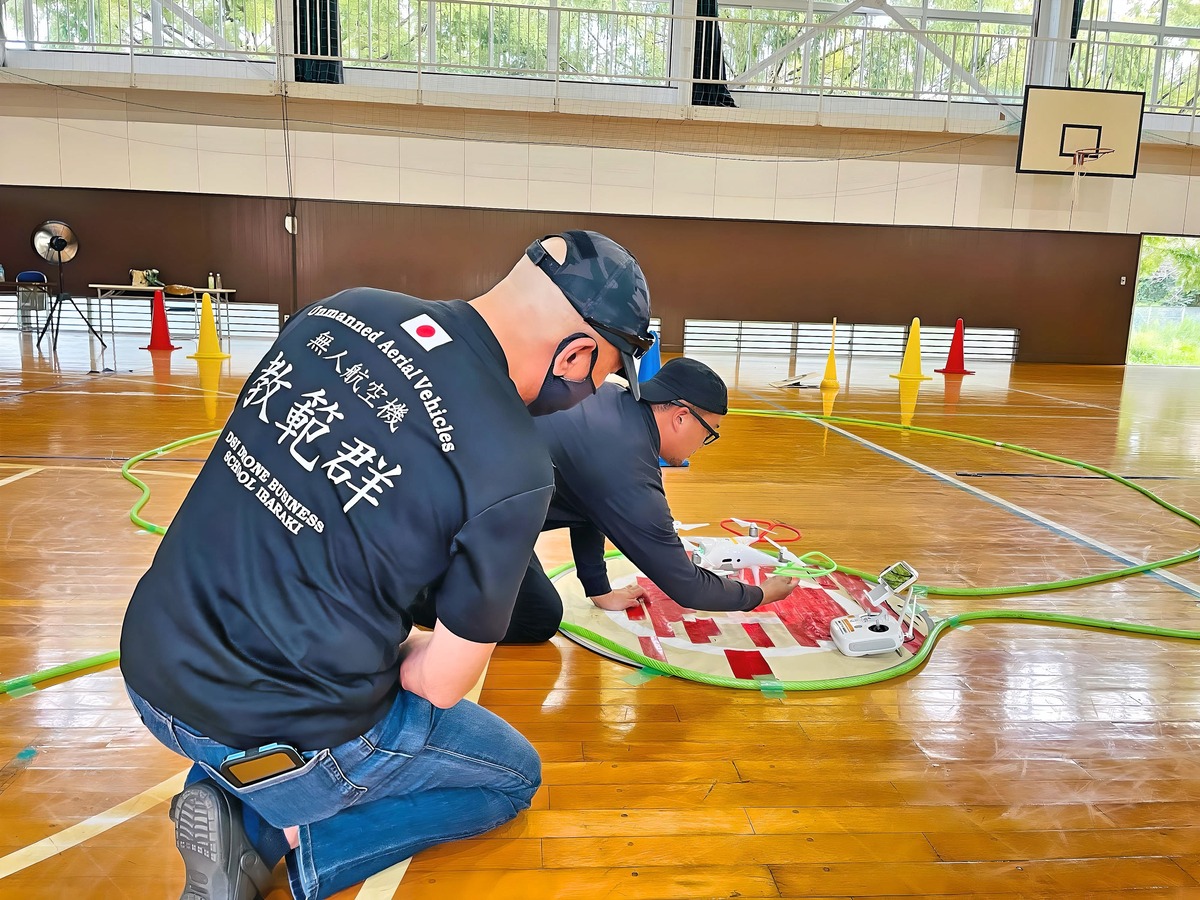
[684,318,1019,360]
[5,0,1200,115]
[0,294,281,337]
[3,0,278,57]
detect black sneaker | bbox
[169,780,274,900]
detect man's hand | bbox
[589,584,646,611]
[758,575,798,606]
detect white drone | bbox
[674,519,800,585]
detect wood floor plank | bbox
[539,833,940,868]
[770,857,1200,895]
[5,338,1200,898]
[744,803,1118,835]
[391,864,783,899]
[925,827,1200,862]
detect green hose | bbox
[121,431,220,534]
[729,407,1200,597]
[1,651,121,697]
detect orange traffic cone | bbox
[141,290,180,351]
[148,350,174,394]
[942,373,964,414]
[935,318,975,375]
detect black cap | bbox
[638,357,728,416]
[526,230,654,400]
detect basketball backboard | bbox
[1016,86,1144,178]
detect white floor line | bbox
[101,375,241,398]
[126,468,200,479]
[1004,385,1122,413]
[1,390,217,399]
[803,412,1200,598]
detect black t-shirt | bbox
[537,383,761,612]
[121,289,553,750]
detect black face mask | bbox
[527,333,598,417]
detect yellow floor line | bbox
[0,468,43,488]
[0,463,197,478]
[0,770,187,879]
[355,861,413,898]
[0,662,490,896]
[353,662,490,899]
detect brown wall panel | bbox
[294,202,1140,364]
[1,185,1140,364]
[0,186,292,308]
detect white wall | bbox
[2,82,1198,236]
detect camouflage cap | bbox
[525,230,654,399]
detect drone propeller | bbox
[764,536,797,564]
[730,517,774,537]
[673,521,708,532]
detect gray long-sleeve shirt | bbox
[534,383,762,612]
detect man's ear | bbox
[553,336,598,378]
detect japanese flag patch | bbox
[401,314,453,351]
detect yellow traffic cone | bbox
[890,317,931,381]
[898,376,921,427]
[820,384,838,418]
[819,318,839,391]
[195,356,224,421]
[189,293,230,360]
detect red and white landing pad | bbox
[555,557,932,686]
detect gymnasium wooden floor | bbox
[3,326,1200,899]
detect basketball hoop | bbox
[1072,146,1115,168]
[1070,147,1115,204]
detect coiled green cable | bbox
[11,403,1200,697]
[2,432,221,697]
[729,407,1200,596]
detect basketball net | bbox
[1071,147,1115,205]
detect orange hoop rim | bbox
[1072,147,1115,166]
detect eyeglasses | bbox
[671,401,720,445]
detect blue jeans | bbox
[127,686,541,900]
